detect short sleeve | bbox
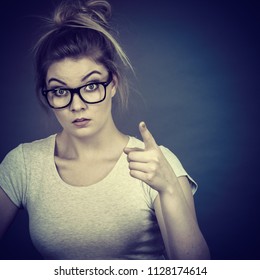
[146,145,198,204]
[0,144,27,208]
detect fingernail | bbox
[141,122,146,128]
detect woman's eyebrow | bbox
[80,70,102,82]
[47,70,102,85]
[47,78,67,86]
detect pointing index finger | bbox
[139,121,157,150]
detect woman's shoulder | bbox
[22,134,56,150]
[3,134,56,162]
[22,134,56,160]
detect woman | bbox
[0,0,210,259]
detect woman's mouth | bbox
[72,118,91,127]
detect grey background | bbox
[0,0,259,259]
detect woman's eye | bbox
[84,83,99,92]
[53,89,69,96]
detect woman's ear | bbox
[110,74,118,97]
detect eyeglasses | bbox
[42,73,113,109]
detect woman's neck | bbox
[55,121,128,160]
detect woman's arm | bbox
[0,187,19,239]
[154,176,210,259]
[124,122,210,259]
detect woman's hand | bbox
[124,122,178,193]
[124,122,210,259]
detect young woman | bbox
[0,0,210,260]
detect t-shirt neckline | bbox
[49,134,132,189]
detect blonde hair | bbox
[34,0,133,112]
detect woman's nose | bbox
[69,93,88,111]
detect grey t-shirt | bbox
[0,135,197,259]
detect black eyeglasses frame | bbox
[42,72,113,109]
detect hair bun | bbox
[53,0,112,28]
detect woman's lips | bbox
[72,118,91,127]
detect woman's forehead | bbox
[46,57,106,82]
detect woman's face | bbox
[45,57,117,139]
